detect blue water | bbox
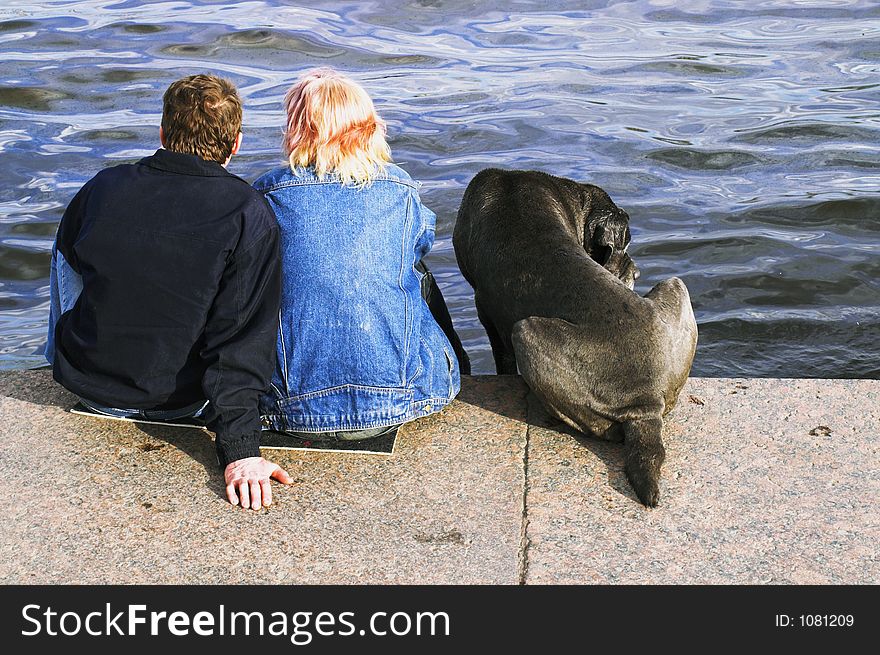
[0,0,878,377]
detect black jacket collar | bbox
[139,148,233,177]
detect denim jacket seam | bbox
[277,308,289,396]
[279,383,415,404]
[262,395,452,432]
[399,196,415,384]
[406,363,423,386]
[266,394,447,412]
[269,387,447,407]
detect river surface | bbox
[1,0,878,377]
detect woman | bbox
[255,68,468,442]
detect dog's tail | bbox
[621,417,665,507]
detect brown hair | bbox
[161,74,242,163]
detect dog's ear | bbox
[582,186,632,257]
[584,196,637,287]
[587,223,613,266]
[585,210,631,262]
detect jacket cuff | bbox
[215,431,262,469]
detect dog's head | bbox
[585,207,639,290]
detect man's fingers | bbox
[249,480,261,510]
[226,483,239,506]
[224,459,293,510]
[271,466,294,485]
[260,479,272,507]
[239,479,250,510]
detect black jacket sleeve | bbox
[200,209,281,468]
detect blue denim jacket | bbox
[253,163,460,432]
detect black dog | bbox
[454,169,697,506]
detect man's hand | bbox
[224,456,293,510]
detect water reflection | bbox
[0,0,878,377]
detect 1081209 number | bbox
[800,615,854,627]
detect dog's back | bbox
[455,168,646,362]
[454,168,697,506]
[456,168,631,294]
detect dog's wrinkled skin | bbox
[453,169,697,507]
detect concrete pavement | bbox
[0,370,876,584]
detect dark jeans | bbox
[279,423,400,443]
[416,260,471,375]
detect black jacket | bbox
[52,149,281,467]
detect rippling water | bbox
[0,0,878,377]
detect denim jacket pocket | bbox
[443,347,455,400]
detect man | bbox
[46,74,291,510]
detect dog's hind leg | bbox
[621,417,665,507]
[476,302,517,374]
[645,277,698,413]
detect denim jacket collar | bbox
[257,163,422,191]
[139,148,237,178]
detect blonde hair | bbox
[283,68,391,185]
